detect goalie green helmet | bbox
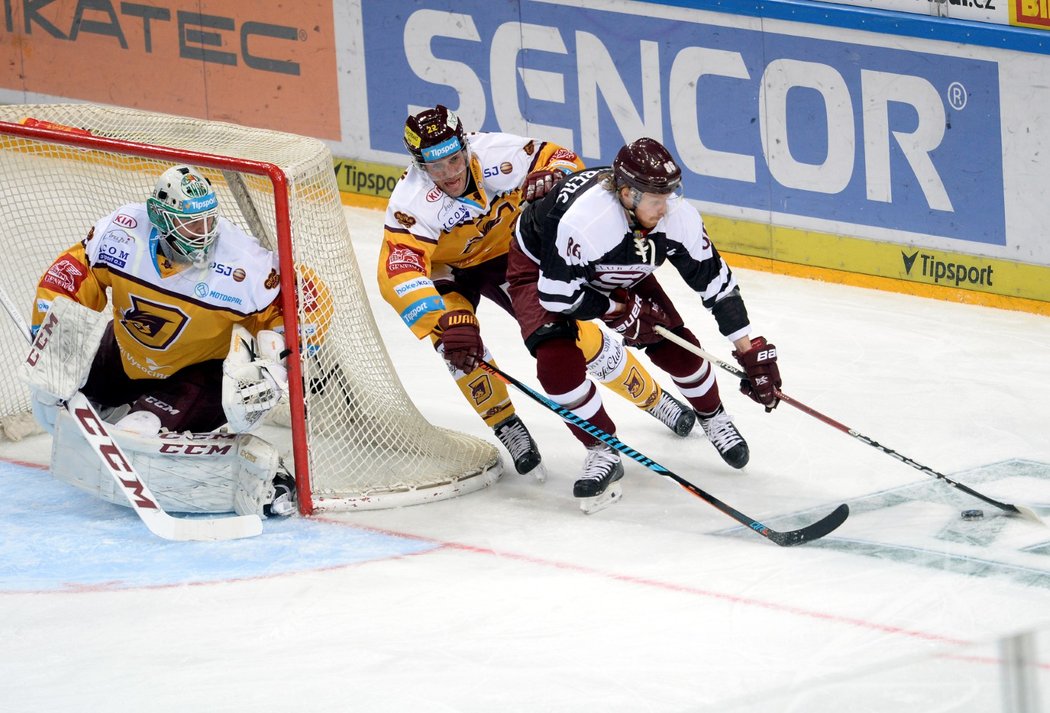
[147,165,220,264]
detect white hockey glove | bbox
[21,296,110,406]
[222,326,288,433]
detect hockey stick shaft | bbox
[479,360,848,546]
[654,326,1044,524]
[0,289,262,540]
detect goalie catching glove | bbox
[222,326,288,433]
[732,336,781,411]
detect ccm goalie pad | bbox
[49,408,293,517]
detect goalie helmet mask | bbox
[403,105,469,167]
[147,165,220,265]
[613,138,682,196]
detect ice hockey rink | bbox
[1,204,1048,712]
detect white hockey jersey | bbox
[378,132,583,338]
[515,168,751,342]
[33,203,284,379]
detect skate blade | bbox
[531,462,549,483]
[578,482,622,514]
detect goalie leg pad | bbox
[233,434,282,517]
[50,409,285,515]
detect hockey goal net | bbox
[0,104,501,514]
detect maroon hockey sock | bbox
[535,338,616,446]
[647,327,722,414]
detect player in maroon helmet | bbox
[509,137,782,511]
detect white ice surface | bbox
[1,205,1048,713]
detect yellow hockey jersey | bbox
[32,203,284,380]
[378,132,584,338]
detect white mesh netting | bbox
[0,104,500,512]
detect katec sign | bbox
[1,0,340,139]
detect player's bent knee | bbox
[524,320,578,356]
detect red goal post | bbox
[0,104,501,514]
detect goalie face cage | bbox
[0,104,501,514]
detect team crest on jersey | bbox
[120,296,189,350]
[42,256,87,294]
[264,268,280,290]
[386,242,426,277]
[394,211,417,229]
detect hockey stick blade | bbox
[479,361,848,546]
[654,326,1045,526]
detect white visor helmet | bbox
[147,165,219,264]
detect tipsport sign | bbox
[362,1,1006,247]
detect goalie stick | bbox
[0,287,263,541]
[654,326,1045,525]
[478,361,849,546]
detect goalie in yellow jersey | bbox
[24,164,305,519]
[379,106,696,479]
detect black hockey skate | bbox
[494,414,546,481]
[646,390,696,437]
[698,406,749,469]
[574,443,624,514]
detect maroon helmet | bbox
[613,138,682,194]
[403,105,468,165]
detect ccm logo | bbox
[25,311,59,366]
